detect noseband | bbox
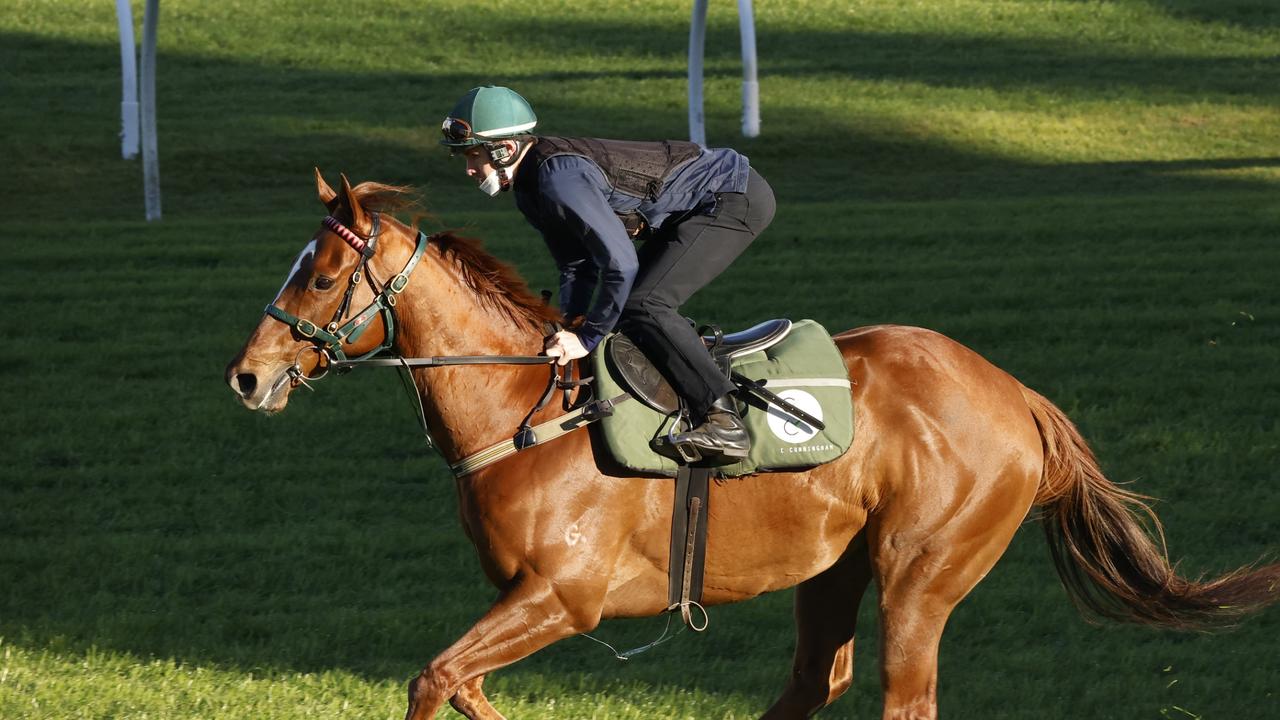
[264,212,429,364]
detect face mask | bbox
[477,168,504,197]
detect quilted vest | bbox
[528,136,703,201]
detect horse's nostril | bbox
[234,373,258,397]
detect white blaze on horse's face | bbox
[273,239,318,303]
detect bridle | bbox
[260,211,617,472]
[265,213,428,366]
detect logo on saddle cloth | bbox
[766,389,823,444]
[590,319,854,478]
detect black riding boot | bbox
[671,393,750,463]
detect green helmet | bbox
[440,86,537,148]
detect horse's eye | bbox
[313,276,335,291]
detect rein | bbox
[335,356,553,368]
[264,211,609,475]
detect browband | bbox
[323,214,378,254]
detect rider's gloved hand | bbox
[543,330,588,366]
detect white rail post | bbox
[688,0,709,147]
[689,0,761,145]
[738,0,760,138]
[140,0,161,221]
[115,0,139,159]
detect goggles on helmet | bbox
[441,117,473,145]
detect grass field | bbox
[2,1,1278,718]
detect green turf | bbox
[1,1,1277,718]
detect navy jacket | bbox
[513,139,749,351]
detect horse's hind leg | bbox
[761,538,873,720]
[870,476,1036,720]
[449,675,504,720]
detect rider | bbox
[439,85,776,463]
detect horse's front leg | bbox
[406,572,603,720]
[448,676,503,720]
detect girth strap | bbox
[668,464,712,631]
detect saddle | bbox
[606,318,793,414]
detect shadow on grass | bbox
[1128,0,1280,29]
[3,22,1278,220]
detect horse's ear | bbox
[339,173,368,233]
[315,167,339,211]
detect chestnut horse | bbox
[225,174,1278,720]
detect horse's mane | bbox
[429,231,562,329]
[348,181,560,330]
[349,181,427,230]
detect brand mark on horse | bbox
[564,522,583,547]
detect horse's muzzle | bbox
[228,369,258,398]
[224,359,292,412]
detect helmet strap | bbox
[496,166,513,193]
[483,139,527,192]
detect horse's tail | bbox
[1021,386,1279,629]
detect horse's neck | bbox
[392,247,551,460]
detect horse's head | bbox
[225,169,420,412]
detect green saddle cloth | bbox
[589,319,854,477]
